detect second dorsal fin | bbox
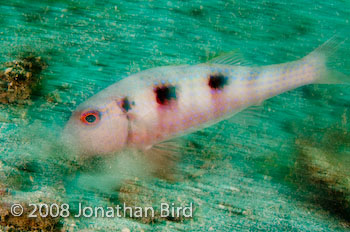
[207,50,250,66]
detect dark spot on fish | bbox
[154,84,177,105]
[208,73,228,90]
[119,97,132,112]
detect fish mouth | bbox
[60,126,80,155]
[60,119,92,156]
[60,124,119,157]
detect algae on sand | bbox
[0,56,46,104]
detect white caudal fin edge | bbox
[308,34,349,84]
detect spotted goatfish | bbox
[63,37,347,159]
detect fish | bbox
[62,36,347,160]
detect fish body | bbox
[63,39,342,156]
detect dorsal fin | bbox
[207,50,250,66]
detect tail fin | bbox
[308,34,349,84]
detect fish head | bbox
[62,96,129,156]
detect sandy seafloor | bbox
[0,0,350,231]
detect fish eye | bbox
[80,110,101,125]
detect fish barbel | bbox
[63,37,347,156]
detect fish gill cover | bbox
[0,0,350,231]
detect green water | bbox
[0,0,349,231]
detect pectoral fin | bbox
[142,139,183,181]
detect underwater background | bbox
[0,0,349,231]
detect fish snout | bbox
[62,106,129,156]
